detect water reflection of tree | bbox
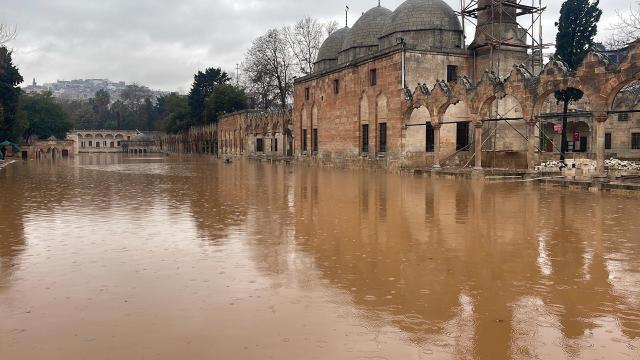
[0,166,26,291]
[173,159,252,244]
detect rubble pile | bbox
[605,159,640,171]
[536,161,565,171]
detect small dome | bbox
[382,0,462,37]
[341,6,392,51]
[315,27,350,63]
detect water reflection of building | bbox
[200,161,639,358]
[121,133,163,154]
[2,156,639,358]
[286,167,640,358]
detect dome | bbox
[341,6,392,51]
[379,0,463,51]
[382,0,462,37]
[315,27,350,63]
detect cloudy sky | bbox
[2,0,634,92]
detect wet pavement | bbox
[1,154,639,359]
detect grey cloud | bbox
[1,0,633,92]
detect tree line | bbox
[0,59,250,139]
[0,15,338,140]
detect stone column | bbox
[432,122,442,169]
[593,112,608,176]
[474,121,483,170]
[527,120,537,171]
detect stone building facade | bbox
[69,130,142,154]
[161,0,640,176]
[292,0,640,173]
[159,110,293,159]
[20,138,75,160]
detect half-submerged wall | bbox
[159,110,293,159]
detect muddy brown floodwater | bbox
[1,154,639,359]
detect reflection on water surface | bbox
[1,154,639,359]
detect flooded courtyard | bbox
[1,154,639,359]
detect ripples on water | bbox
[0,153,639,359]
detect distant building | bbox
[67,130,163,154]
[22,78,168,103]
[20,136,75,160]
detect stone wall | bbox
[20,140,75,160]
[69,130,141,154]
[408,40,640,174]
[160,110,292,159]
[294,50,408,170]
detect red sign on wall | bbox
[573,132,580,141]
[554,124,562,133]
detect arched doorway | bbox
[285,128,293,157]
[480,94,528,169]
[537,88,592,160]
[440,101,471,166]
[607,80,640,158]
[404,106,436,167]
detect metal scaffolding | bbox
[453,0,547,168]
[458,0,547,76]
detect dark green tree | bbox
[90,89,111,129]
[58,99,95,129]
[19,92,71,143]
[187,68,231,125]
[204,84,247,123]
[0,46,24,141]
[554,0,602,163]
[162,93,191,134]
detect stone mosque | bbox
[291,0,640,171]
[161,0,640,175]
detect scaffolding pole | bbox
[454,0,547,168]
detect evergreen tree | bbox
[0,46,23,141]
[162,93,190,134]
[554,0,602,163]
[204,84,247,123]
[187,68,231,125]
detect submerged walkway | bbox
[421,167,640,193]
[0,160,15,171]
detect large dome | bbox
[382,0,462,37]
[316,27,350,63]
[379,0,463,51]
[341,6,392,51]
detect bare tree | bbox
[285,17,324,75]
[325,20,339,37]
[240,62,279,110]
[244,28,295,110]
[0,23,17,45]
[285,18,341,76]
[607,2,640,48]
